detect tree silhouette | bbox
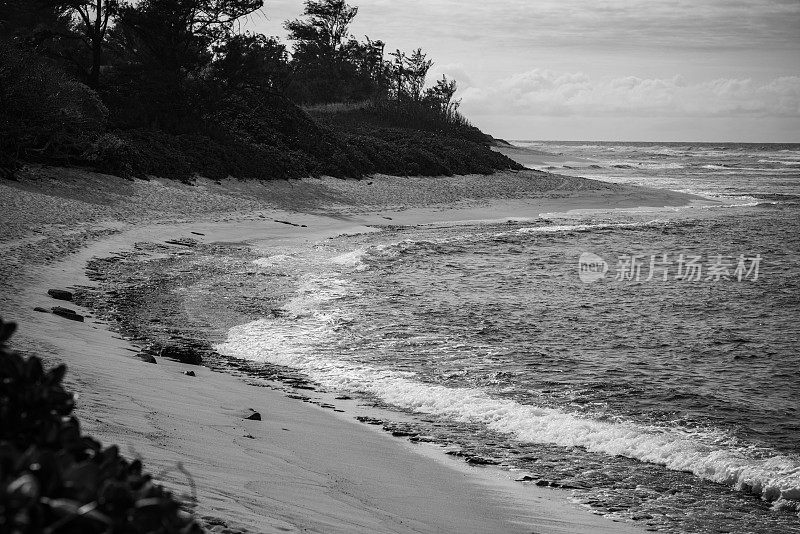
[285,0,358,61]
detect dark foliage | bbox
[0,41,107,164]
[0,0,519,181]
[0,318,203,533]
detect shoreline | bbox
[1,165,702,533]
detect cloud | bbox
[356,0,800,52]
[461,70,800,118]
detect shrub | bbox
[0,318,203,533]
[0,41,107,163]
[84,134,144,178]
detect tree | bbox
[284,0,357,61]
[115,0,262,75]
[425,75,459,114]
[211,32,289,92]
[403,48,431,101]
[387,47,431,101]
[66,0,119,87]
[106,0,262,130]
[0,1,73,46]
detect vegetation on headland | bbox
[0,0,520,181]
[0,318,202,533]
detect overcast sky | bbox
[248,0,800,142]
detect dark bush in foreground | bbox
[0,318,202,533]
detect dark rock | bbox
[190,232,205,236]
[47,289,73,301]
[51,307,84,322]
[33,307,50,313]
[557,482,589,490]
[535,480,551,487]
[159,344,202,365]
[515,475,536,482]
[184,370,196,377]
[138,353,157,364]
[465,456,500,465]
[245,411,261,421]
[243,434,255,439]
[335,395,352,400]
[355,416,383,425]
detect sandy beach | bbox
[1,162,699,533]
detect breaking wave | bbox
[215,317,800,508]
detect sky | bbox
[247,0,800,142]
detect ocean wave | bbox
[329,249,370,271]
[215,319,800,507]
[516,220,665,234]
[281,273,353,318]
[758,159,800,166]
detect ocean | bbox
[217,142,800,533]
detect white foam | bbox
[253,254,293,267]
[516,220,664,234]
[282,273,352,317]
[216,319,800,506]
[329,249,370,271]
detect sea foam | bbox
[216,316,800,507]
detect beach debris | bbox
[47,289,73,301]
[190,231,205,236]
[164,238,197,247]
[244,410,261,421]
[51,306,84,322]
[514,475,536,482]
[184,370,196,377]
[273,219,301,227]
[33,307,50,313]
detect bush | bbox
[0,318,203,533]
[307,98,492,145]
[0,41,107,163]
[84,134,144,178]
